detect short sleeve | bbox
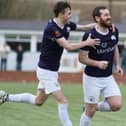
[80,32,91,51]
[52,27,63,39]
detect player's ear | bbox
[95,16,100,22]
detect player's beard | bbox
[99,18,112,29]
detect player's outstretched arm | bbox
[56,34,100,51]
[76,23,115,32]
[76,23,96,31]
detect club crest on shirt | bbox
[101,42,107,48]
[111,35,116,40]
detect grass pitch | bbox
[0,82,126,126]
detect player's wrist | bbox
[93,61,99,67]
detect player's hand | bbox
[86,33,100,49]
[97,61,109,70]
[116,65,124,76]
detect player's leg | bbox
[1,58,4,70]
[0,67,50,105]
[80,74,100,126]
[97,75,122,112]
[0,78,47,105]
[0,89,49,106]
[105,77,122,111]
[35,89,49,106]
[4,59,7,71]
[6,80,50,105]
[97,100,111,111]
[0,80,45,105]
[0,90,36,105]
[42,69,72,126]
[106,96,122,111]
[53,89,72,126]
[0,82,50,106]
[80,103,97,126]
[97,96,122,112]
[37,67,72,126]
[45,78,72,126]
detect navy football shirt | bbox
[81,27,119,77]
[38,19,77,71]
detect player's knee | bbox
[89,107,97,114]
[58,98,68,104]
[35,99,44,106]
[35,101,42,106]
[63,99,68,104]
[111,103,122,111]
[86,106,97,116]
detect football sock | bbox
[80,112,91,126]
[8,93,36,104]
[97,101,111,111]
[58,103,72,126]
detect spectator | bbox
[16,44,24,71]
[0,42,11,71]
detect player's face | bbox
[61,8,72,24]
[99,9,112,28]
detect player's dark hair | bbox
[92,6,107,22]
[53,1,71,17]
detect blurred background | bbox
[0,0,126,73]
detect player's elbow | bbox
[65,45,74,51]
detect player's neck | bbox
[54,18,64,28]
[96,24,109,33]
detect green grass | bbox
[0,82,126,126]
